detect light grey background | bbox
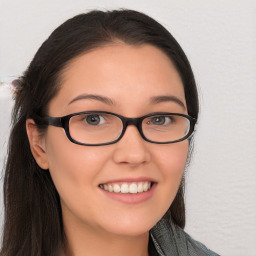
[1,1,256,255]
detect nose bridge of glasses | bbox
[126,117,141,125]
[123,117,142,130]
[121,117,143,136]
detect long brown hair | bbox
[1,9,198,256]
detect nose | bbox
[112,125,151,166]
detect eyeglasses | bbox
[38,111,196,146]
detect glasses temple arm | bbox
[32,114,63,127]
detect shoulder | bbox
[150,216,220,256]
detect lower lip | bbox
[99,183,157,204]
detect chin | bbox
[99,214,161,237]
[106,225,151,237]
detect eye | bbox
[84,114,105,125]
[149,116,173,125]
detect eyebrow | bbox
[68,93,185,109]
[68,94,114,105]
[150,95,186,109]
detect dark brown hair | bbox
[1,9,198,256]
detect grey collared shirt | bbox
[150,215,220,256]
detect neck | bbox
[61,219,149,256]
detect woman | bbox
[1,9,219,256]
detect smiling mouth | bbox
[99,181,153,194]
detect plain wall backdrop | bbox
[0,0,256,255]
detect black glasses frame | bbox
[38,111,197,146]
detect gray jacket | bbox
[150,215,220,256]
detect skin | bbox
[27,43,189,256]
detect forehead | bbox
[48,43,186,116]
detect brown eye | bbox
[149,116,172,125]
[84,115,104,125]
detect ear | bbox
[26,119,49,170]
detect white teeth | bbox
[138,182,143,193]
[108,184,113,192]
[129,183,138,193]
[100,181,152,194]
[113,184,121,193]
[143,182,150,192]
[121,183,129,193]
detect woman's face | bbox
[38,43,189,237]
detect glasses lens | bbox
[69,113,123,144]
[142,114,190,143]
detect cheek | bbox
[44,128,109,197]
[153,141,189,203]
[155,141,189,175]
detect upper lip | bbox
[99,177,157,185]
